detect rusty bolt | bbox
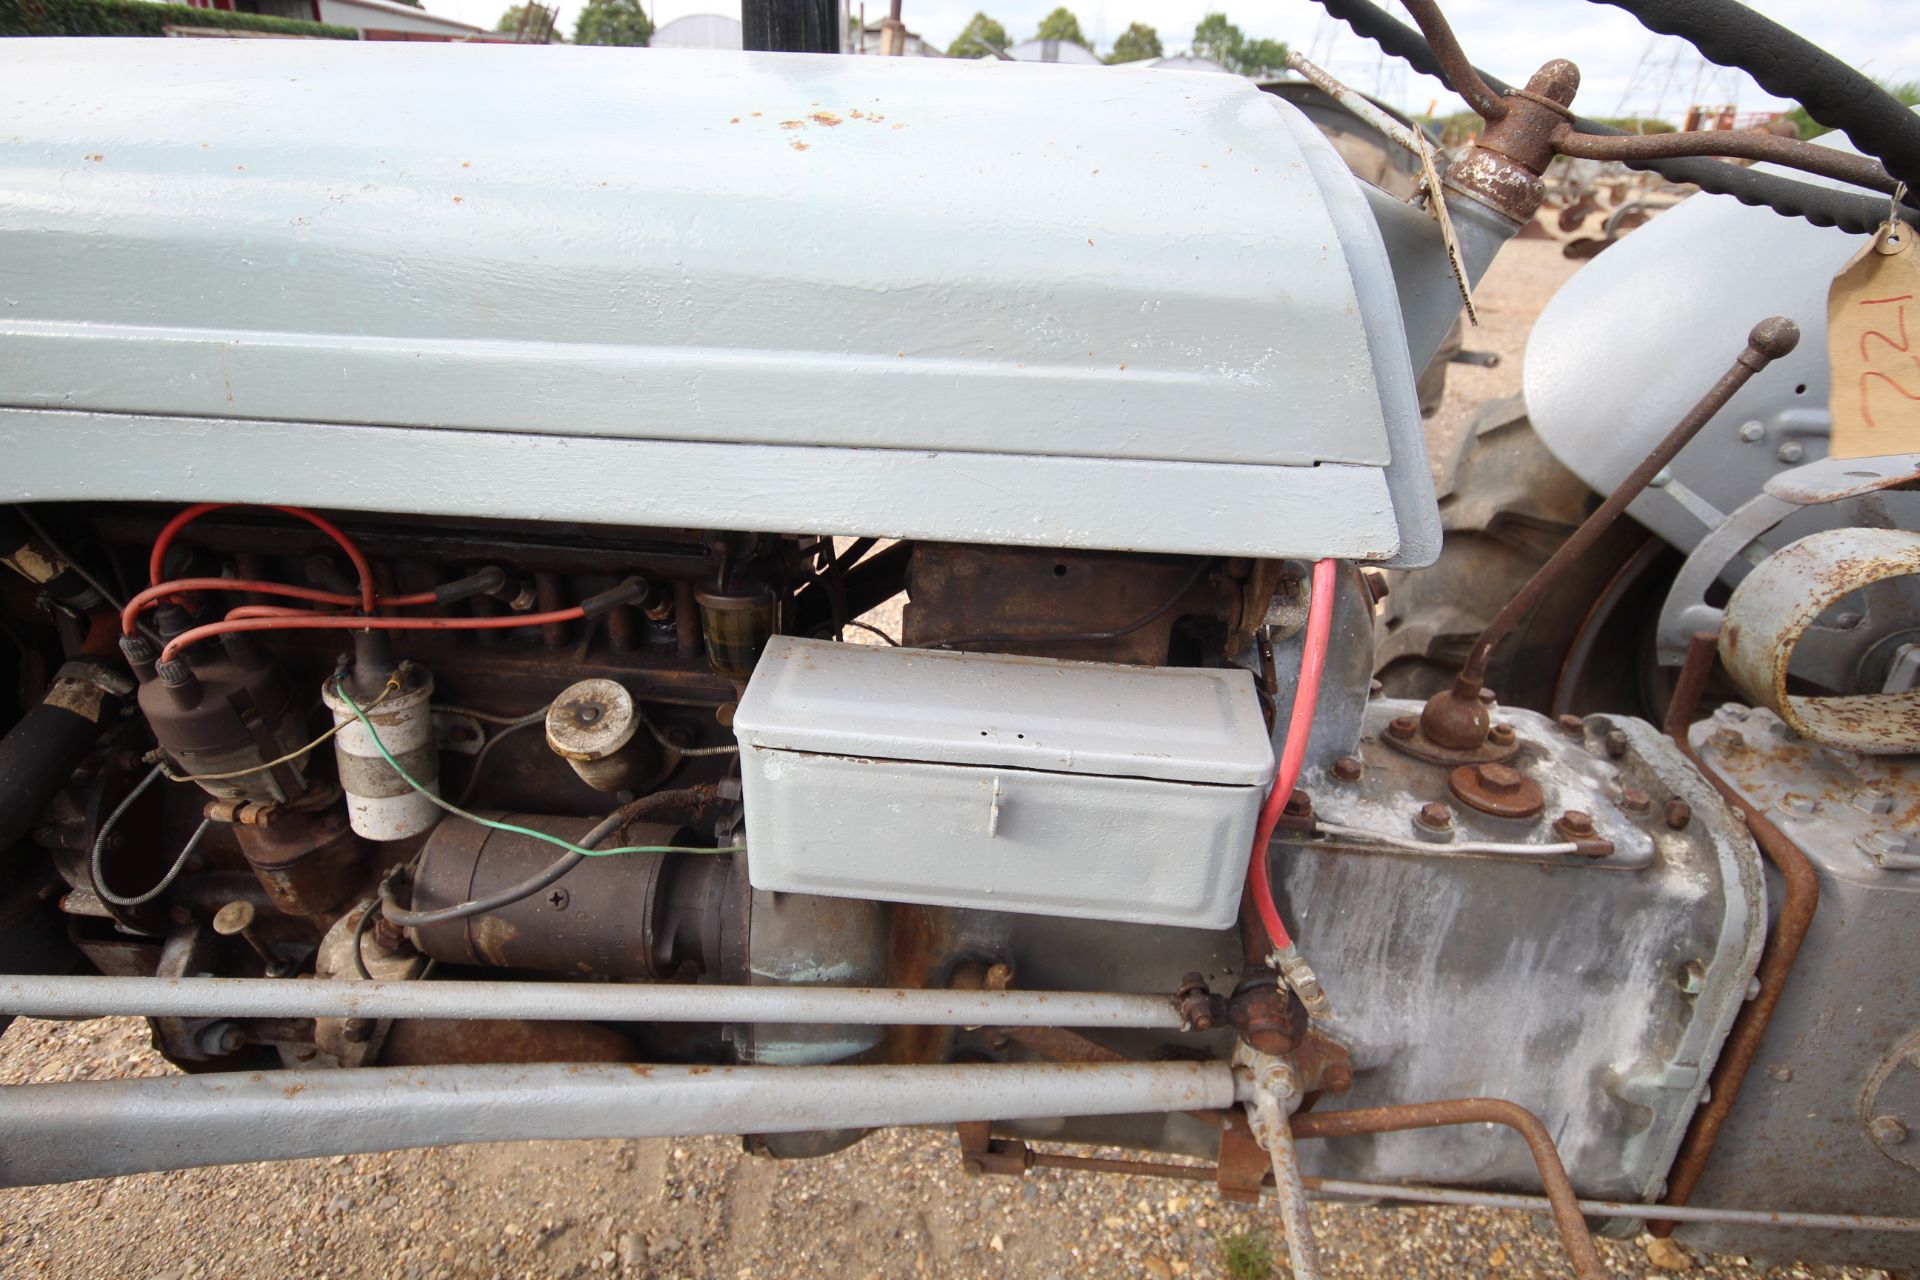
[1416,802,1453,832]
[1387,715,1417,741]
[1488,722,1516,748]
[1604,729,1629,759]
[1473,763,1523,795]
[1556,714,1584,736]
[1870,1115,1909,1146]
[1177,972,1221,1032]
[1554,810,1596,839]
[1330,756,1363,783]
[1665,799,1692,830]
[1620,787,1652,815]
[1283,789,1313,819]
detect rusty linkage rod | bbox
[1289,1100,1607,1280]
[1399,0,1504,122]
[1651,631,1821,1235]
[1419,317,1801,752]
[1553,126,1900,198]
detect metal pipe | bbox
[0,1061,1236,1188]
[1016,1150,1920,1232]
[1308,1177,1920,1233]
[1419,317,1800,750]
[1652,630,1820,1234]
[1290,1099,1607,1280]
[0,975,1187,1029]
[1019,1152,1920,1232]
[1248,1080,1324,1280]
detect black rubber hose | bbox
[1589,0,1920,191]
[0,666,125,855]
[1305,0,1914,234]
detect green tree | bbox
[1106,21,1161,63]
[1191,12,1287,77]
[1033,5,1086,47]
[572,0,650,45]
[947,10,1009,58]
[495,2,552,34]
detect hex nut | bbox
[1620,787,1652,815]
[1665,799,1693,830]
[1475,763,1522,794]
[1330,756,1363,783]
[1554,810,1596,839]
[1556,714,1584,736]
[1415,802,1453,831]
[1603,729,1629,759]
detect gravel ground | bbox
[0,235,1897,1280]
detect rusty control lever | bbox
[1418,316,1801,753]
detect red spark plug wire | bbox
[157,606,591,665]
[149,504,378,614]
[121,578,439,636]
[1245,557,1339,959]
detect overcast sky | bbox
[416,0,1919,122]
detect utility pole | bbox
[740,0,841,53]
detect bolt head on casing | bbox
[1554,810,1597,839]
[1416,801,1454,832]
[1870,1114,1909,1146]
[1448,762,1546,820]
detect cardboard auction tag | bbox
[1830,221,1920,458]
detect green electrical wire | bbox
[335,680,742,860]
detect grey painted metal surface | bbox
[0,1060,1238,1187]
[0,407,1401,562]
[0,976,1188,1028]
[0,40,1435,564]
[1274,700,1764,1202]
[1524,168,1861,560]
[1682,708,1920,1269]
[734,638,1271,927]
